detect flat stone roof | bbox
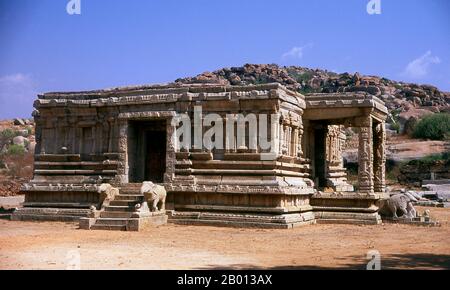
[38,83,302,100]
[35,83,388,117]
[305,92,388,115]
[34,83,307,110]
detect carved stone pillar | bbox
[107,117,116,153]
[237,118,247,151]
[373,121,386,192]
[358,117,374,193]
[292,127,299,157]
[282,124,289,155]
[302,120,310,160]
[271,113,280,155]
[225,114,238,153]
[117,119,129,184]
[285,125,291,155]
[35,123,44,155]
[297,127,303,158]
[279,121,284,155]
[164,118,176,183]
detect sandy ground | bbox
[387,137,449,161]
[344,134,449,162]
[0,206,449,270]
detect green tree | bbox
[413,113,450,140]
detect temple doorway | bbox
[313,126,327,189]
[144,130,166,183]
[128,120,167,183]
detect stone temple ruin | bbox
[12,83,390,230]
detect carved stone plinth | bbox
[311,192,382,225]
[80,212,168,231]
[128,214,168,231]
[12,207,90,222]
[169,211,315,229]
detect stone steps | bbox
[87,184,168,231]
[105,205,135,212]
[100,211,134,218]
[119,184,142,195]
[95,218,128,226]
[90,224,127,231]
[90,186,144,231]
[109,200,140,207]
[114,194,143,201]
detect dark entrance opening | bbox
[313,126,327,189]
[128,120,167,183]
[144,130,166,183]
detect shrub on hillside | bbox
[6,144,26,156]
[412,113,450,140]
[0,129,16,139]
[406,152,450,166]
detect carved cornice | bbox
[118,111,177,120]
[304,93,388,115]
[33,83,306,111]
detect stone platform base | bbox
[129,214,168,231]
[11,207,89,222]
[80,214,168,231]
[314,211,382,225]
[168,211,316,229]
[311,192,383,225]
[381,217,440,227]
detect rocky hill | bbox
[1,65,449,196]
[175,64,450,124]
[0,119,35,196]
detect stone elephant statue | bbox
[378,191,418,219]
[97,183,119,210]
[140,181,167,212]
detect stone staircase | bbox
[90,184,144,231]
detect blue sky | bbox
[0,0,449,118]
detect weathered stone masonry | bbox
[13,83,388,228]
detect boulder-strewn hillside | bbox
[175,64,450,119]
[0,119,35,196]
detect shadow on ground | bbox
[0,207,14,220]
[198,253,450,270]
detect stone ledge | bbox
[11,207,90,222]
[174,204,313,214]
[80,215,168,231]
[128,215,168,231]
[314,211,382,225]
[23,202,95,209]
[382,217,440,227]
[312,192,384,200]
[167,184,314,195]
[312,205,378,213]
[168,211,315,229]
[170,218,315,229]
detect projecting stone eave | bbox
[38,82,302,99]
[34,82,306,111]
[303,92,388,121]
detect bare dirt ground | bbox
[387,135,449,161]
[1,206,449,270]
[345,134,449,163]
